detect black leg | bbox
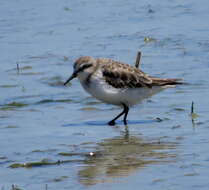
[108,109,125,126]
[123,104,129,125]
[108,104,129,126]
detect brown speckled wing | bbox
[150,77,182,86]
[100,59,153,88]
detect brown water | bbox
[1,0,209,189]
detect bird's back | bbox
[98,58,182,89]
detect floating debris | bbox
[80,107,99,111]
[36,99,72,104]
[12,184,23,190]
[156,117,163,122]
[184,172,198,176]
[21,66,32,70]
[31,148,57,153]
[64,7,71,11]
[58,152,82,156]
[5,125,19,129]
[135,51,141,69]
[0,156,7,160]
[89,152,94,156]
[174,108,185,111]
[152,178,165,184]
[148,8,155,13]
[63,56,69,61]
[85,101,101,105]
[0,84,18,88]
[52,176,69,182]
[144,37,156,43]
[19,72,43,76]
[172,125,181,130]
[16,63,32,73]
[191,101,194,114]
[58,151,101,157]
[21,86,26,92]
[191,101,198,119]
[41,76,66,87]
[16,63,20,74]
[3,102,28,108]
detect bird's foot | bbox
[108,120,115,126]
[123,120,127,125]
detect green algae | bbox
[144,37,156,43]
[52,176,69,182]
[80,107,99,111]
[0,84,18,88]
[9,159,83,168]
[0,102,28,110]
[174,108,185,111]
[58,152,81,156]
[0,156,7,160]
[31,149,57,153]
[4,125,19,129]
[5,102,27,107]
[58,152,98,157]
[36,99,72,104]
[64,7,71,11]
[21,66,32,70]
[11,185,23,190]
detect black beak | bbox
[64,72,77,86]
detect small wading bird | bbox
[64,56,182,125]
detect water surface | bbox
[1,0,209,189]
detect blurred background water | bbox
[1,0,209,189]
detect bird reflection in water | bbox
[78,126,177,186]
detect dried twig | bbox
[191,101,194,114]
[190,101,198,129]
[135,51,141,68]
[16,63,20,74]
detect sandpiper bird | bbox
[64,56,182,125]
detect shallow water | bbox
[1,0,209,189]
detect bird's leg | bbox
[123,104,129,125]
[108,104,128,126]
[108,109,125,126]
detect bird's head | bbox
[64,56,96,85]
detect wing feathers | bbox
[101,60,152,88]
[100,58,182,89]
[150,77,183,86]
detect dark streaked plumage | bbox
[101,59,152,88]
[98,58,182,89]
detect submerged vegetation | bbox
[9,159,83,169]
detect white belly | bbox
[79,76,165,107]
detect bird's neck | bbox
[78,64,99,86]
[78,70,95,88]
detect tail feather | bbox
[151,77,183,86]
